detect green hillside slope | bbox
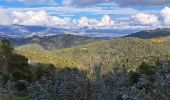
[16,37,170,73]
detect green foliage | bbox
[15,44,80,69]
[26,60,170,100]
[16,37,170,73]
[0,39,33,82]
[0,39,14,75]
[2,74,10,83]
[7,54,33,82]
[0,39,13,59]
[35,63,55,79]
[8,54,28,67]
[1,36,170,99]
[138,62,157,75]
[129,71,140,84]
[28,67,89,100]
[12,96,29,100]
[12,70,32,82]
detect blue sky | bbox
[0,0,170,30]
[0,0,165,18]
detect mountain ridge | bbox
[0,25,136,38]
[124,28,170,39]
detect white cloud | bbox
[77,17,89,26]
[0,8,160,30]
[12,11,49,25]
[0,8,167,30]
[0,9,70,26]
[74,15,158,30]
[77,16,99,27]
[98,15,114,27]
[161,7,170,25]
[0,9,13,25]
[132,13,159,26]
[50,17,71,26]
[76,15,115,27]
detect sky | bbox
[0,0,170,30]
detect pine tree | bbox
[27,77,51,100]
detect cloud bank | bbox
[161,7,170,25]
[132,13,159,26]
[77,15,114,27]
[0,9,70,26]
[0,7,170,30]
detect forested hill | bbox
[7,34,101,50]
[1,38,170,100]
[16,36,170,72]
[3,27,170,51]
[124,28,170,39]
[1,30,170,100]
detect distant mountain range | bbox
[1,25,170,50]
[5,26,170,70]
[0,25,68,37]
[1,25,170,39]
[16,33,170,70]
[125,28,170,39]
[0,25,138,38]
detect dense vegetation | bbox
[26,60,170,100]
[1,45,170,100]
[16,36,170,73]
[0,30,170,100]
[0,39,55,99]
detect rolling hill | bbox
[8,34,101,50]
[125,28,170,39]
[13,28,170,73]
[16,36,170,73]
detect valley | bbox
[1,1,170,100]
[1,27,169,74]
[0,28,170,100]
